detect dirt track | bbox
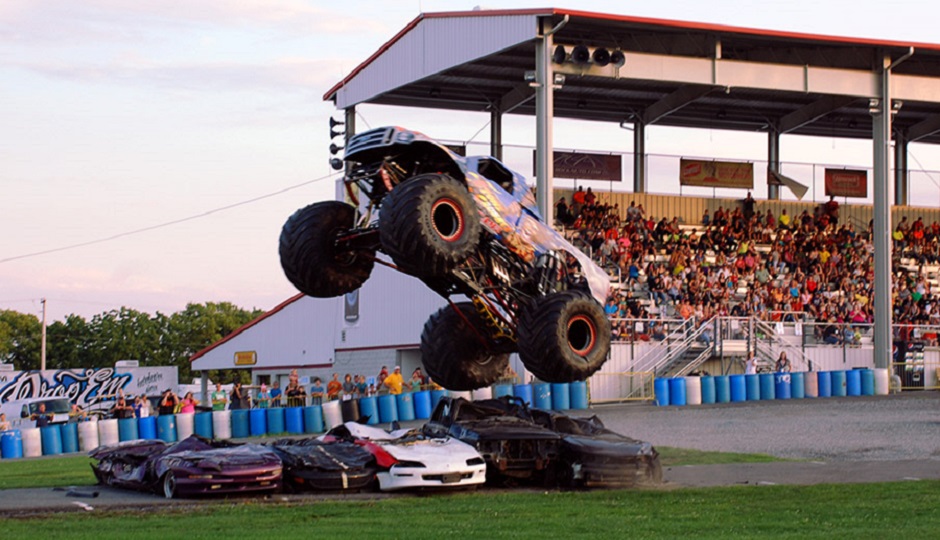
[1,392,937,514]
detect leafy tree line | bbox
[0,302,263,382]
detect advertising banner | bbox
[679,159,754,189]
[0,366,179,410]
[533,151,622,181]
[824,168,867,198]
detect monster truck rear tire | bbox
[420,302,509,390]
[379,173,480,277]
[517,291,611,383]
[279,201,375,298]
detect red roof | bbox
[324,7,940,102]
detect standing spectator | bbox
[269,380,283,407]
[356,375,368,396]
[31,403,53,427]
[376,366,389,388]
[211,383,228,411]
[410,368,424,392]
[158,389,179,416]
[179,392,199,414]
[111,396,135,419]
[256,384,271,409]
[309,377,325,406]
[133,397,150,419]
[0,412,10,431]
[70,404,89,423]
[384,366,405,395]
[775,352,791,373]
[742,191,755,222]
[286,383,306,407]
[230,382,246,410]
[744,354,758,375]
[341,374,356,401]
[326,373,343,401]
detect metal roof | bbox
[324,8,940,144]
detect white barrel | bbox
[450,391,472,401]
[803,371,819,397]
[176,413,194,440]
[685,376,703,405]
[21,428,42,458]
[322,400,343,430]
[471,386,493,401]
[97,419,119,447]
[212,410,231,440]
[78,421,99,452]
[874,368,890,395]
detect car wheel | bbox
[421,302,509,390]
[517,291,611,382]
[162,472,177,499]
[379,173,480,277]
[279,201,375,298]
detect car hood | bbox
[560,434,657,459]
[271,439,375,471]
[378,436,481,465]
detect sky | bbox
[3,0,940,322]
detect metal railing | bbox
[588,371,655,404]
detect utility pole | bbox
[40,298,47,371]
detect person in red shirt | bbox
[326,373,342,401]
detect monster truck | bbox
[279,127,611,390]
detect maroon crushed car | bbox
[90,436,282,499]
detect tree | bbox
[0,310,41,370]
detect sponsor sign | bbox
[0,367,178,409]
[679,159,754,189]
[533,151,622,181]
[825,168,867,198]
[345,289,360,322]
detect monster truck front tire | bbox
[421,302,509,390]
[517,291,611,383]
[379,173,480,277]
[279,201,375,298]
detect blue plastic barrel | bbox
[118,418,138,442]
[493,383,513,399]
[357,397,379,426]
[533,383,552,410]
[396,393,415,421]
[378,394,398,423]
[845,369,862,396]
[774,373,791,400]
[700,376,716,404]
[668,378,687,406]
[138,416,157,439]
[817,371,832,398]
[60,423,79,453]
[193,412,213,439]
[230,410,249,438]
[249,409,267,437]
[715,376,731,403]
[745,374,761,401]
[1,430,23,459]
[860,369,875,396]
[157,414,178,442]
[304,406,326,432]
[551,383,570,410]
[730,375,746,402]
[654,378,670,406]
[429,389,448,412]
[790,372,805,399]
[759,373,776,400]
[41,425,62,456]
[514,384,534,406]
[285,407,304,433]
[830,370,847,397]
[569,382,589,409]
[413,391,432,419]
[266,407,286,434]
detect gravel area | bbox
[590,391,940,462]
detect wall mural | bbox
[0,367,179,409]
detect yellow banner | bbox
[680,159,753,189]
[234,351,257,366]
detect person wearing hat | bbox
[384,366,404,395]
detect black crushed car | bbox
[269,437,377,492]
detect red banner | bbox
[533,151,622,181]
[679,159,753,189]
[824,169,867,198]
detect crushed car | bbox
[323,421,486,491]
[279,126,611,389]
[269,437,377,492]
[90,436,282,499]
[425,396,662,488]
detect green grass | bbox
[657,446,787,466]
[0,456,96,489]
[3,481,939,538]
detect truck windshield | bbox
[28,399,71,415]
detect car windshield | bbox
[28,399,71,415]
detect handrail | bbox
[629,317,697,374]
[752,318,814,372]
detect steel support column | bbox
[535,17,558,222]
[768,129,781,200]
[634,121,646,193]
[894,132,908,205]
[490,108,503,161]
[872,57,894,370]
